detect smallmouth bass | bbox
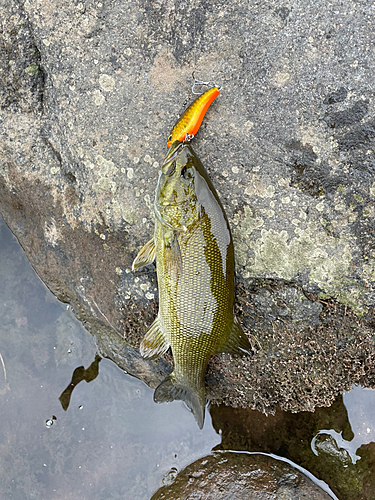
[132,141,252,428]
[167,87,220,148]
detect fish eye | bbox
[181,165,193,179]
[168,134,173,141]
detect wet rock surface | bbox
[151,451,332,500]
[1,0,374,412]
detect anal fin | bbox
[132,238,156,271]
[140,315,170,359]
[221,316,254,356]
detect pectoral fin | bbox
[164,231,182,281]
[221,316,253,355]
[132,238,156,271]
[140,315,170,359]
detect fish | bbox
[132,141,252,428]
[167,86,220,148]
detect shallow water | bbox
[0,218,219,500]
[0,215,374,500]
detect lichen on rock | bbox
[0,0,374,413]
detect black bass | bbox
[132,141,252,428]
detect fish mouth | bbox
[161,141,188,173]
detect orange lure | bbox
[167,86,220,148]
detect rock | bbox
[0,0,374,412]
[151,451,333,500]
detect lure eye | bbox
[168,134,173,142]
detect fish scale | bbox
[157,214,230,390]
[132,141,252,428]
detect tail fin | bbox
[154,376,205,429]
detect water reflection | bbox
[210,389,375,500]
[0,216,219,500]
[344,387,375,450]
[59,355,101,411]
[311,429,361,465]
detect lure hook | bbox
[184,133,194,142]
[191,70,221,95]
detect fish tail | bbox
[154,374,205,429]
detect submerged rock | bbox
[0,0,374,412]
[151,451,333,500]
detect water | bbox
[0,216,374,499]
[0,218,219,500]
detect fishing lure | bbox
[167,78,220,148]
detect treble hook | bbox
[191,70,221,95]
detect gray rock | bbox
[151,452,333,500]
[0,0,374,413]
